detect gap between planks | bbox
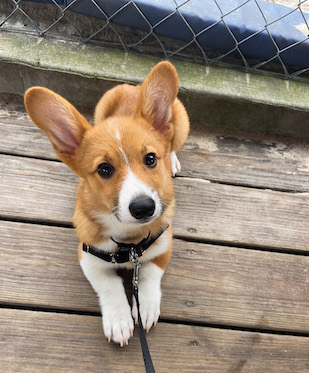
[1,111,309,192]
[1,302,309,339]
[1,214,309,257]
[1,154,309,252]
[1,220,309,334]
[1,150,308,194]
[1,308,309,373]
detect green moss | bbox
[1,31,309,138]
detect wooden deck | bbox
[1,100,309,372]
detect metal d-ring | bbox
[130,248,141,288]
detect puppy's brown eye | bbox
[144,153,157,168]
[97,163,114,178]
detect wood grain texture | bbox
[179,124,309,192]
[0,111,56,160]
[173,177,309,251]
[1,154,308,251]
[1,308,309,373]
[1,110,309,191]
[0,154,77,224]
[1,220,309,333]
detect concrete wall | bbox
[1,31,309,138]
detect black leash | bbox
[133,286,156,372]
[131,249,156,373]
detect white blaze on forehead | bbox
[115,128,121,141]
[107,118,122,142]
[107,118,128,164]
[107,117,119,133]
[117,168,162,224]
[119,147,129,165]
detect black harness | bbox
[82,225,168,264]
[82,224,169,373]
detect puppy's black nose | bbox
[129,196,155,220]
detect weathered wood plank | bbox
[0,111,55,161]
[1,220,309,333]
[180,126,309,192]
[0,154,77,224]
[1,154,308,251]
[1,308,309,373]
[1,109,309,191]
[173,177,309,251]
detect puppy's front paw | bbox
[132,290,161,333]
[170,151,181,177]
[102,303,134,346]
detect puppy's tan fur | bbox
[25,61,189,345]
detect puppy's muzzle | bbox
[129,195,155,220]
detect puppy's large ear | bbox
[135,62,178,135]
[24,87,92,174]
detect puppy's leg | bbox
[132,262,164,332]
[170,151,181,177]
[80,254,134,345]
[169,97,190,177]
[132,240,172,332]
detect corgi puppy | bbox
[24,62,190,346]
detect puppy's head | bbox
[24,62,178,227]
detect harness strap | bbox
[82,225,169,264]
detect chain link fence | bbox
[1,0,309,80]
